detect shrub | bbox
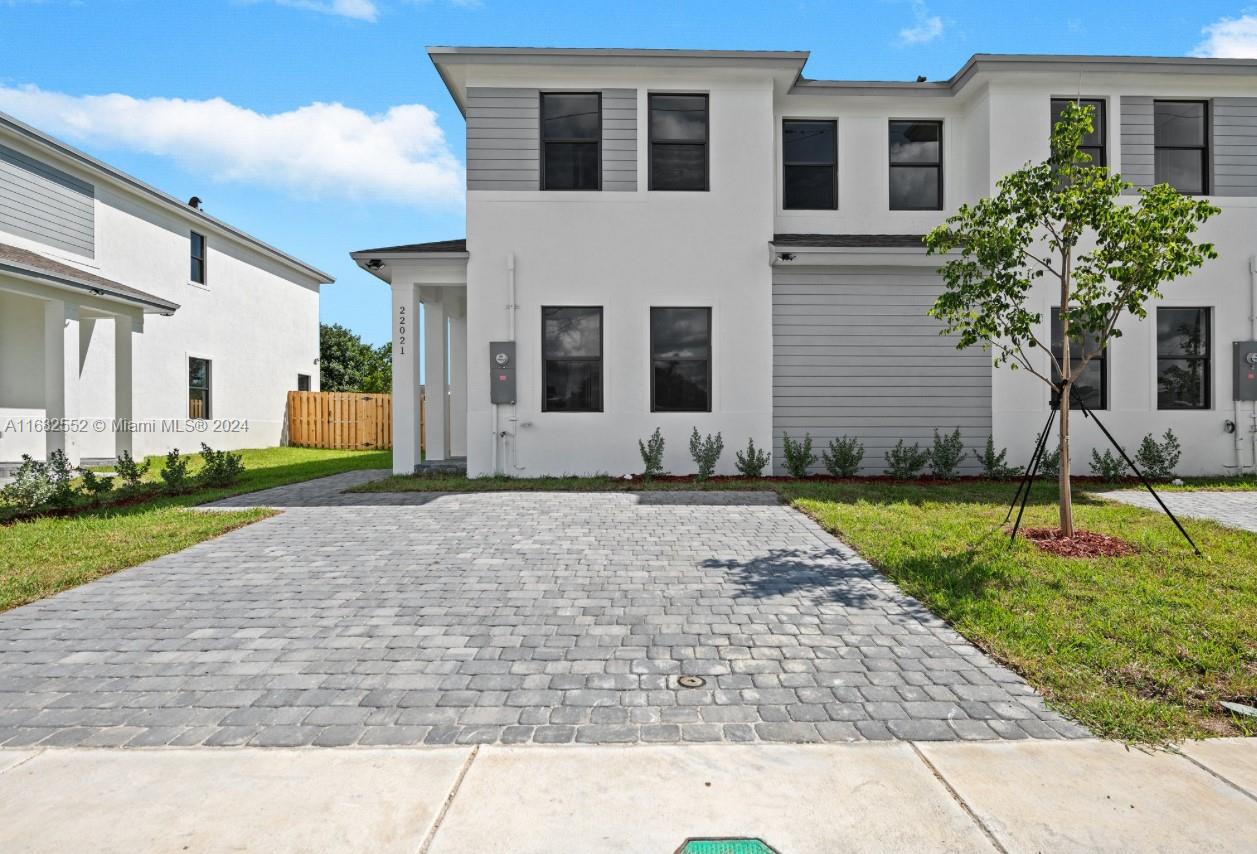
[1089,447,1125,482]
[885,440,929,480]
[821,436,864,478]
[159,448,193,494]
[0,455,55,511]
[638,428,666,481]
[689,427,724,481]
[928,428,966,479]
[974,435,1023,480]
[734,438,770,478]
[78,468,115,504]
[1134,429,1181,481]
[199,443,246,487]
[45,449,76,509]
[1039,447,1061,477]
[114,450,151,493]
[781,432,815,478]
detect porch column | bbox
[43,299,81,465]
[423,290,449,461]
[447,293,468,458]
[114,315,134,459]
[390,280,422,475]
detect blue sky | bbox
[2,0,1255,348]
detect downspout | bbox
[1249,256,1257,473]
[508,253,526,471]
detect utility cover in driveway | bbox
[675,839,780,854]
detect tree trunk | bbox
[1058,250,1075,536]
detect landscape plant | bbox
[1135,429,1182,481]
[688,428,724,481]
[199,443,246,487]
[638,428,666,481]
[159,449,193,495]
[734,438,770,478]
[78,469,115,505]
[926,101,1219,535]
[885,440,929,480]
[0,456,55,511]
[781,432,815,478]
[821,436,864,477]
[113,450,151,494]
[927,428,966,478]
[974,435,1023,480]
[1089,448,1125,482]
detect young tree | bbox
[925,102,1219,535]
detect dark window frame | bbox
[650,306,713,413]
[1154,99,1210,195]
[189,356,211,420]
[190,231,206,284]
[297,374,311,392]
[782,118,838,210]
[541,305,604,413]
[540,91,602,192]
[888,119,944,211]
[1156,306,1212,411]
[648,93,710,192]
[1050,97,1107,167]
[1050,308,1108,411]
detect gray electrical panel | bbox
[490,341,516,404]
[1236,342,1257,401]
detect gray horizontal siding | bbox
[0,142,94,257]
[466,87,539,191]
[602,88,637,191]
[772,268,992,476]
[1212,98,1257,196]
[1120,96,1154,193]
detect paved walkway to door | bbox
[1098,488,1257,533]
[0,475,1086,747]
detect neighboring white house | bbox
[354,47,1257,478]
[0,111,331,469]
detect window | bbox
[1157,307,1211,410]
[1050,309,1107,410]
[190,231,206,284]
[651,307,711,412]
[542,307,602,412]
[189,357,211,419]
[782,120,837,210]
[889,120,942,210]
[1050,98,1106,166]
[541,92,601,191]
[1154,101,1209,195]
[649,94,708,191]
[297,374,311,392]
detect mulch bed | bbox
[1021,526,1139,558]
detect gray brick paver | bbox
[0,474,1083,746]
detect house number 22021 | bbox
[398,305,406,355]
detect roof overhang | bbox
[0,244,179,313]
[349,243,468,286]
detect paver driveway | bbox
[0,473,1085,747]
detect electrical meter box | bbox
[1235,341,1257,401]
[490,341,516,404]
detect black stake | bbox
[1005,409,1057,524]
[1009,407,1057,548]
[1077,401,1202,557]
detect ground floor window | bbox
[651,307,711,411]
[1157,307,1211,410]
[1050,308,1106,410]
[297,373,311,392]
[542,306,602,412]
[189,357,211,419]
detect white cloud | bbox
[1192,14,1257,57]
[270,0,378,21]
[0,84,463,207]
[898,0,944,45]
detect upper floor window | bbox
[651,307,711,412]
[782,120,837,210]
[190,231,206,284]
[889,120,942,210]
[1050,308,1107,410]
[1050,98,1106,166]
[1157,307,1211,410]
[1155,101,1209,195]
[541,93,601,191]
[542,306,602,412]
[649,94,708,191]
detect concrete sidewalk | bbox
[1,739,1253,853]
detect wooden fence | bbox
[288,391,423,451]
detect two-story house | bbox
[0,111,332,470]
[354,47,1257,478]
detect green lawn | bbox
[0,447,390,612]
[354,471,1256,743]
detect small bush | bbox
[1134,429,1181,481]
[45,449,76,509]
[638,428,666,481]
[199,443,246,487]
[78,468,115,504]
[114,450,151,493]
[821,436,864,477]
[0,455,55,511]
[1039,446,1061,477]
[885,440,929,480]
[974,435,1023,480]
[159,448,193,494]
[734,438,770,478]
[1089,447,1125,482]
[927,428,966,479]
[689,427,724,481]
[781,432,815,478]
